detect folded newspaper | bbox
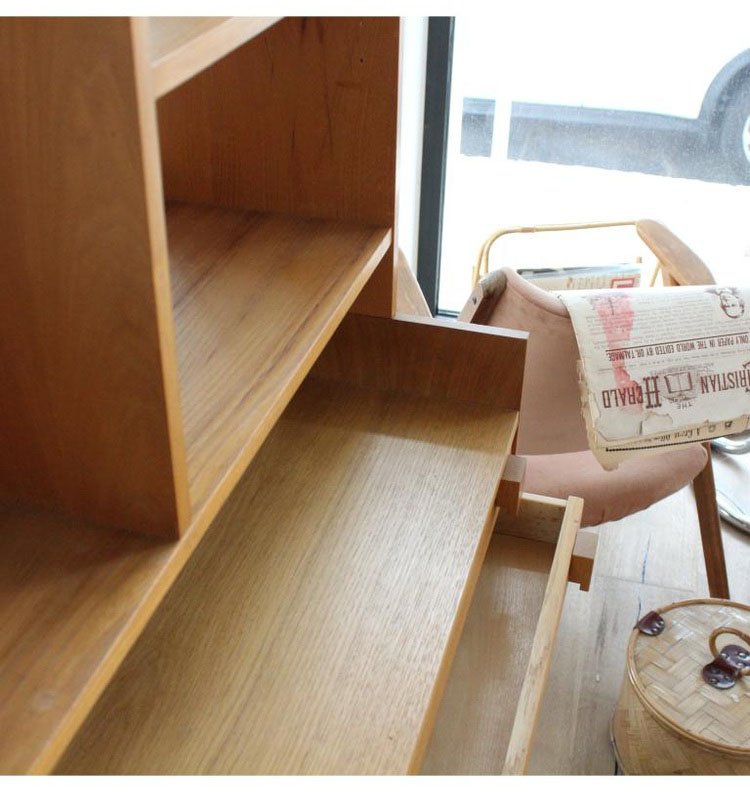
[518,263,640,291]
[556,286,750,469]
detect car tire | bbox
[719,79,750,183]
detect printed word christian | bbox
[700,366,750,394]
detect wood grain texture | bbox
[157,16,399,225]
[458,270,507,323]
[0,18,188,537]
[529,574,695,775]
[635,219,715,286]
[502,496,583,774]
[311,313,527,411]
[693,444,730,599]
[422,496,583,775]
[395,250,431,318]
[422,534,555,775]
[421,536,554,773]
[569,529,598,592]
[157,17,400,318]
[496,492,597,589]
[166,202,391,522]
[0,506,175,774]
[496,455,527,516]
[58,378,518,774]
[148,17,281,97]
[495,492,570,543]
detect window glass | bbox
[438,4,750,313]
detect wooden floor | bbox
[527,451,750,774]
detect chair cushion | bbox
[524,445,708,526]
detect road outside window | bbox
[438,3,750,313]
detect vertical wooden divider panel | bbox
[0,19,189,537]
[310,314,528,411]
[157,16,400,317]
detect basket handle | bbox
[708,627,750,676]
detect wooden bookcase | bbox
[0,17,590,775]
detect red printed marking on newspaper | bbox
[556,285,750,468]
[591,293,645,412]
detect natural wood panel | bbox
[502,496,583,773]
[311,313,527,411]
[496,492,571,543]
[158,17,398,226]
[395,250,431,318]
[0,506,176,774]
[693,443,730,598]
[635,219,715,287]
[350,247,396,318]
[157,17,400,317]
[58,379,519,774]
[0,18,188,537]
[167,203,391,521]
[148,17,281,97]
[496,455,527,516]
[569,530,599,592]
[1,314,518,775]
[421,535,556,773]
[422,497,583,775]
[496,491,597,590]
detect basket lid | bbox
[627,598,750,757]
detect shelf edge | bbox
[24,225,391,776]
[151,17,282,99]
[501,495,585,774]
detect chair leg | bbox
[693,443,730,599]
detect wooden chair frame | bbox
[464,220,729,599]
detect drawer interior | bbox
[421,494,584,774]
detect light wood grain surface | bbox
[58,379,518,774]
[395,251,432,317]
[569,529,599,592]
[0,18,189,537]
[421,497,583,774]
[496,492,574,543]
[421,534,556,773]
[0,506,174,774]
[1,310,518,775]
[148,17,281,97]
[312,313,527,412]
[167,202,391,523]
[158,17,399,227]
[502,496,583,773]
[496,455,527,516]
[157,17,400,318]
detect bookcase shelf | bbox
[167,202,391,519]
[148,17,280,97]
[0,16,586,777]
[0,313,526,775]
[56,377,519,774]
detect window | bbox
[421,6,750,315]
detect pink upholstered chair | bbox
[457,222,730,599]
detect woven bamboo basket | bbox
[611,598,750,774]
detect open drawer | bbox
[51,314,528,775]
[421,492,594,775]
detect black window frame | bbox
[416,17,455,317]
